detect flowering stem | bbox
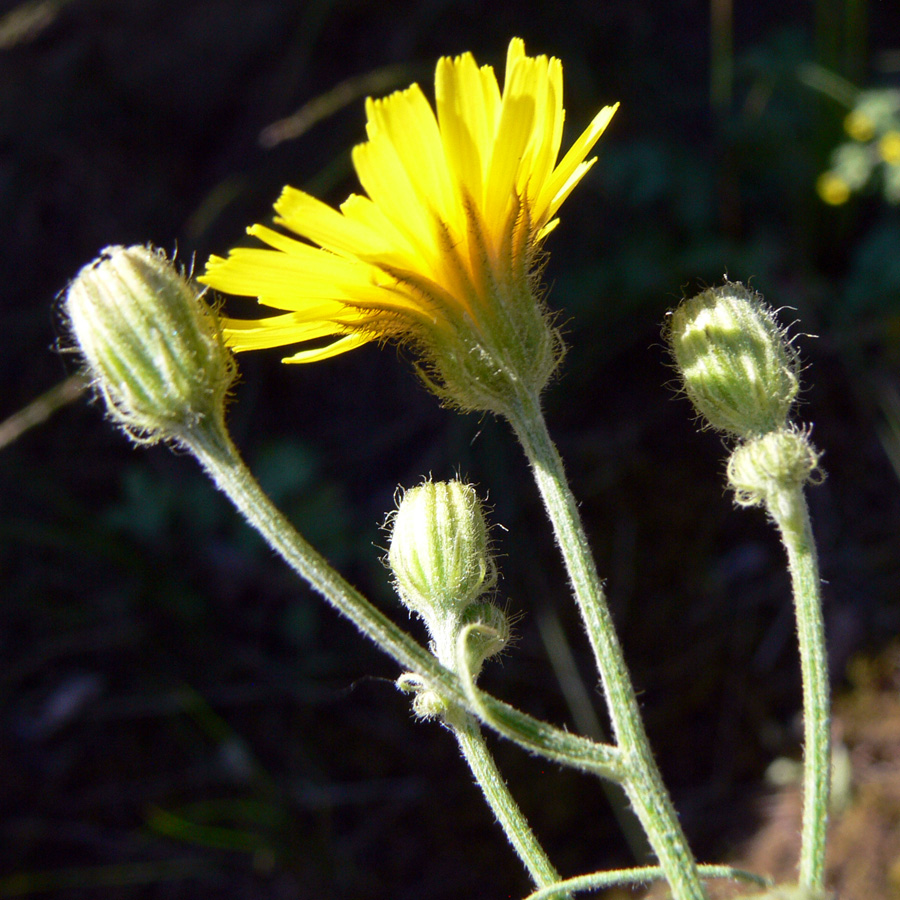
[765,486,830,890]
[450,713,568,898]
[179,419,622,779]
[505,388,707,900]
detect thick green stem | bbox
[766,487,830,889]
[505,388,706,900]
[180,420,621,779]
[451,715,567,897]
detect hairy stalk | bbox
[766,487,830,889]
[450,713,568,897]
[504,387,706,900]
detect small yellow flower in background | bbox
[201,38,617,415]
[844,109,876,143]
[878,130,900,166]
[816,171,851,206]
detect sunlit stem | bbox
[504,386,707,900]
[449,712,569,898]
[184,421,449,679]
[765,486,830,889]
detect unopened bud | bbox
[387,480,496,630]
[65,245,235,443]
[668,283,800,439]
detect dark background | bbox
[3,1,900,897]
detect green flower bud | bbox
[387,479,509,694]
[65,245,235,443]
[387,479,496,630]
[727,427,823,510]
[668,283,800,438]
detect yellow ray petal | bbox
[483,91,536,233]
[223,312,348,351]
[503,37,526,94]
[202,245,363,307]
[436,52,498,207]
[539,103,618,219]
[544,158,597,225]
[352,131,439,267]
[512,54,552,191]
[274,187,385,257]
[281,332,373,363]
[525,57,564,196]
[368,84,457,224]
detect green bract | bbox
[727,427,822,510]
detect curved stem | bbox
[180,420,621,778]
[504,388,706,900]
[766,487,830,889]
[452,715,568,897]
[185,422,443,679]
[523,864,771,900]
[455,627,622,781]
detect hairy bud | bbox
[65,245,235,443]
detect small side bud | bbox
[387,479,511,706]
[668,283,800,439]
[459,601,511,677]
[387,479,496,631]
[396,673,448,720]
[727,427,823,510]
[64,245,235,443]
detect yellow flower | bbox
[816,171,851,206]
[879,130,900,166]
[200,38,617,415]
[844,110,875,143]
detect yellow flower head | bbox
[879,130,900,166]
[816,171,851,206]
[200,38,617,415]
[844,110,876,143]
